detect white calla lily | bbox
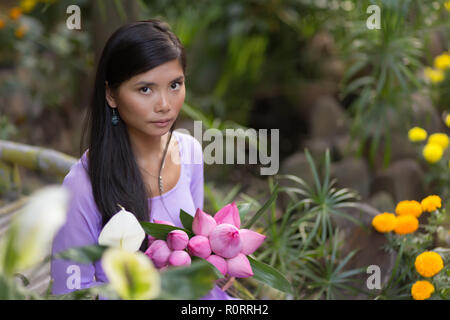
[98,204,145,252]
[0,185,69,275]
[101,247,160,300]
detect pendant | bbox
[159,176,164,193]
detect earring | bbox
[111,108,119,126]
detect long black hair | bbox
[79,19,186,253]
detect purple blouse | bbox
[50,130,236,300]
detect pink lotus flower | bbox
[187,235,211,259]
[239,229,266,255]
[145,239,171,268]
[153,219,175,226]
[209,223,242,258]
[206,254,227,276]
[192,208,217,237]
[168,250,191,267]
[227,253,253,278]
[166,230,189,250]
[148,219,175,246]
[214,202,240,228]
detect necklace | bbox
[139,137,170,194]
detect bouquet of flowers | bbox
[144,202,266,278]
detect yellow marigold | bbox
[9,7,22,21]
[422,143,443,164]
[446,115,450,128]
[428,133,449,150]
[372,213,397,233]
[411,280,435,300]
[424,67,444,83]
[395,200,423,218]
[415,251,444,277]
[393,215,419,235]
[0,19,5,30]
[421,195,442,212]
[408,127,427,142]
[434,53,450,70]
[446,1,450,11]
[20,0,38,13]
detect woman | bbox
[50,19,236,300]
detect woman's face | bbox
[106,59,185,138]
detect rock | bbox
[369,191,395,213]
[370,159,425,202]
[279,151,316,189]
[295,81,340,119]
[334,134,359,160]
[309,96,349,139]
[410,93,443,134]
[332,203,396,299]
[330,157,370,200]
[389,132,417,162]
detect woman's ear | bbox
[105,81,117,108]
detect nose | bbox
[155,91,171,113]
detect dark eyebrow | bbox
[135,75,184,87]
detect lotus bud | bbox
[168,250,192,267]
[148,220,175,246]
[227,253,253,278]
[192,208,217,237]
[206,254,228,276]
[239,229,266,255]
[209,223,242,259]
[166,230,189,250]
[187,235,211,259]
[145,240,172,268]
[153,219,175,226]
[214,202,240,228]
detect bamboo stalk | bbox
[0,140,77,177]
[0,195,28,216]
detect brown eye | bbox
[140,87,151,94]
[171,81,182,90]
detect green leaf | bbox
[247,256,293,295]
[158,260,218,299]
[140,222,194,239]
[53,245,108,264]
[237,202,252,222]
[179,209,194,232]
[243,183,279,229]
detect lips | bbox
[151,118,172,123]
[149,118,173,128]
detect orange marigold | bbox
[395,200,423,218]
[421,195,442,212]
[372,213,397,233]
[415,251,444,277]
[394,215,419,235]
[411,280,435,300]
[9,7,22,21]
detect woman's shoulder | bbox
[174,130,203,164]
[62,154,95,205]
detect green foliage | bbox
[337,0,450,167]
[217,149,367,299]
